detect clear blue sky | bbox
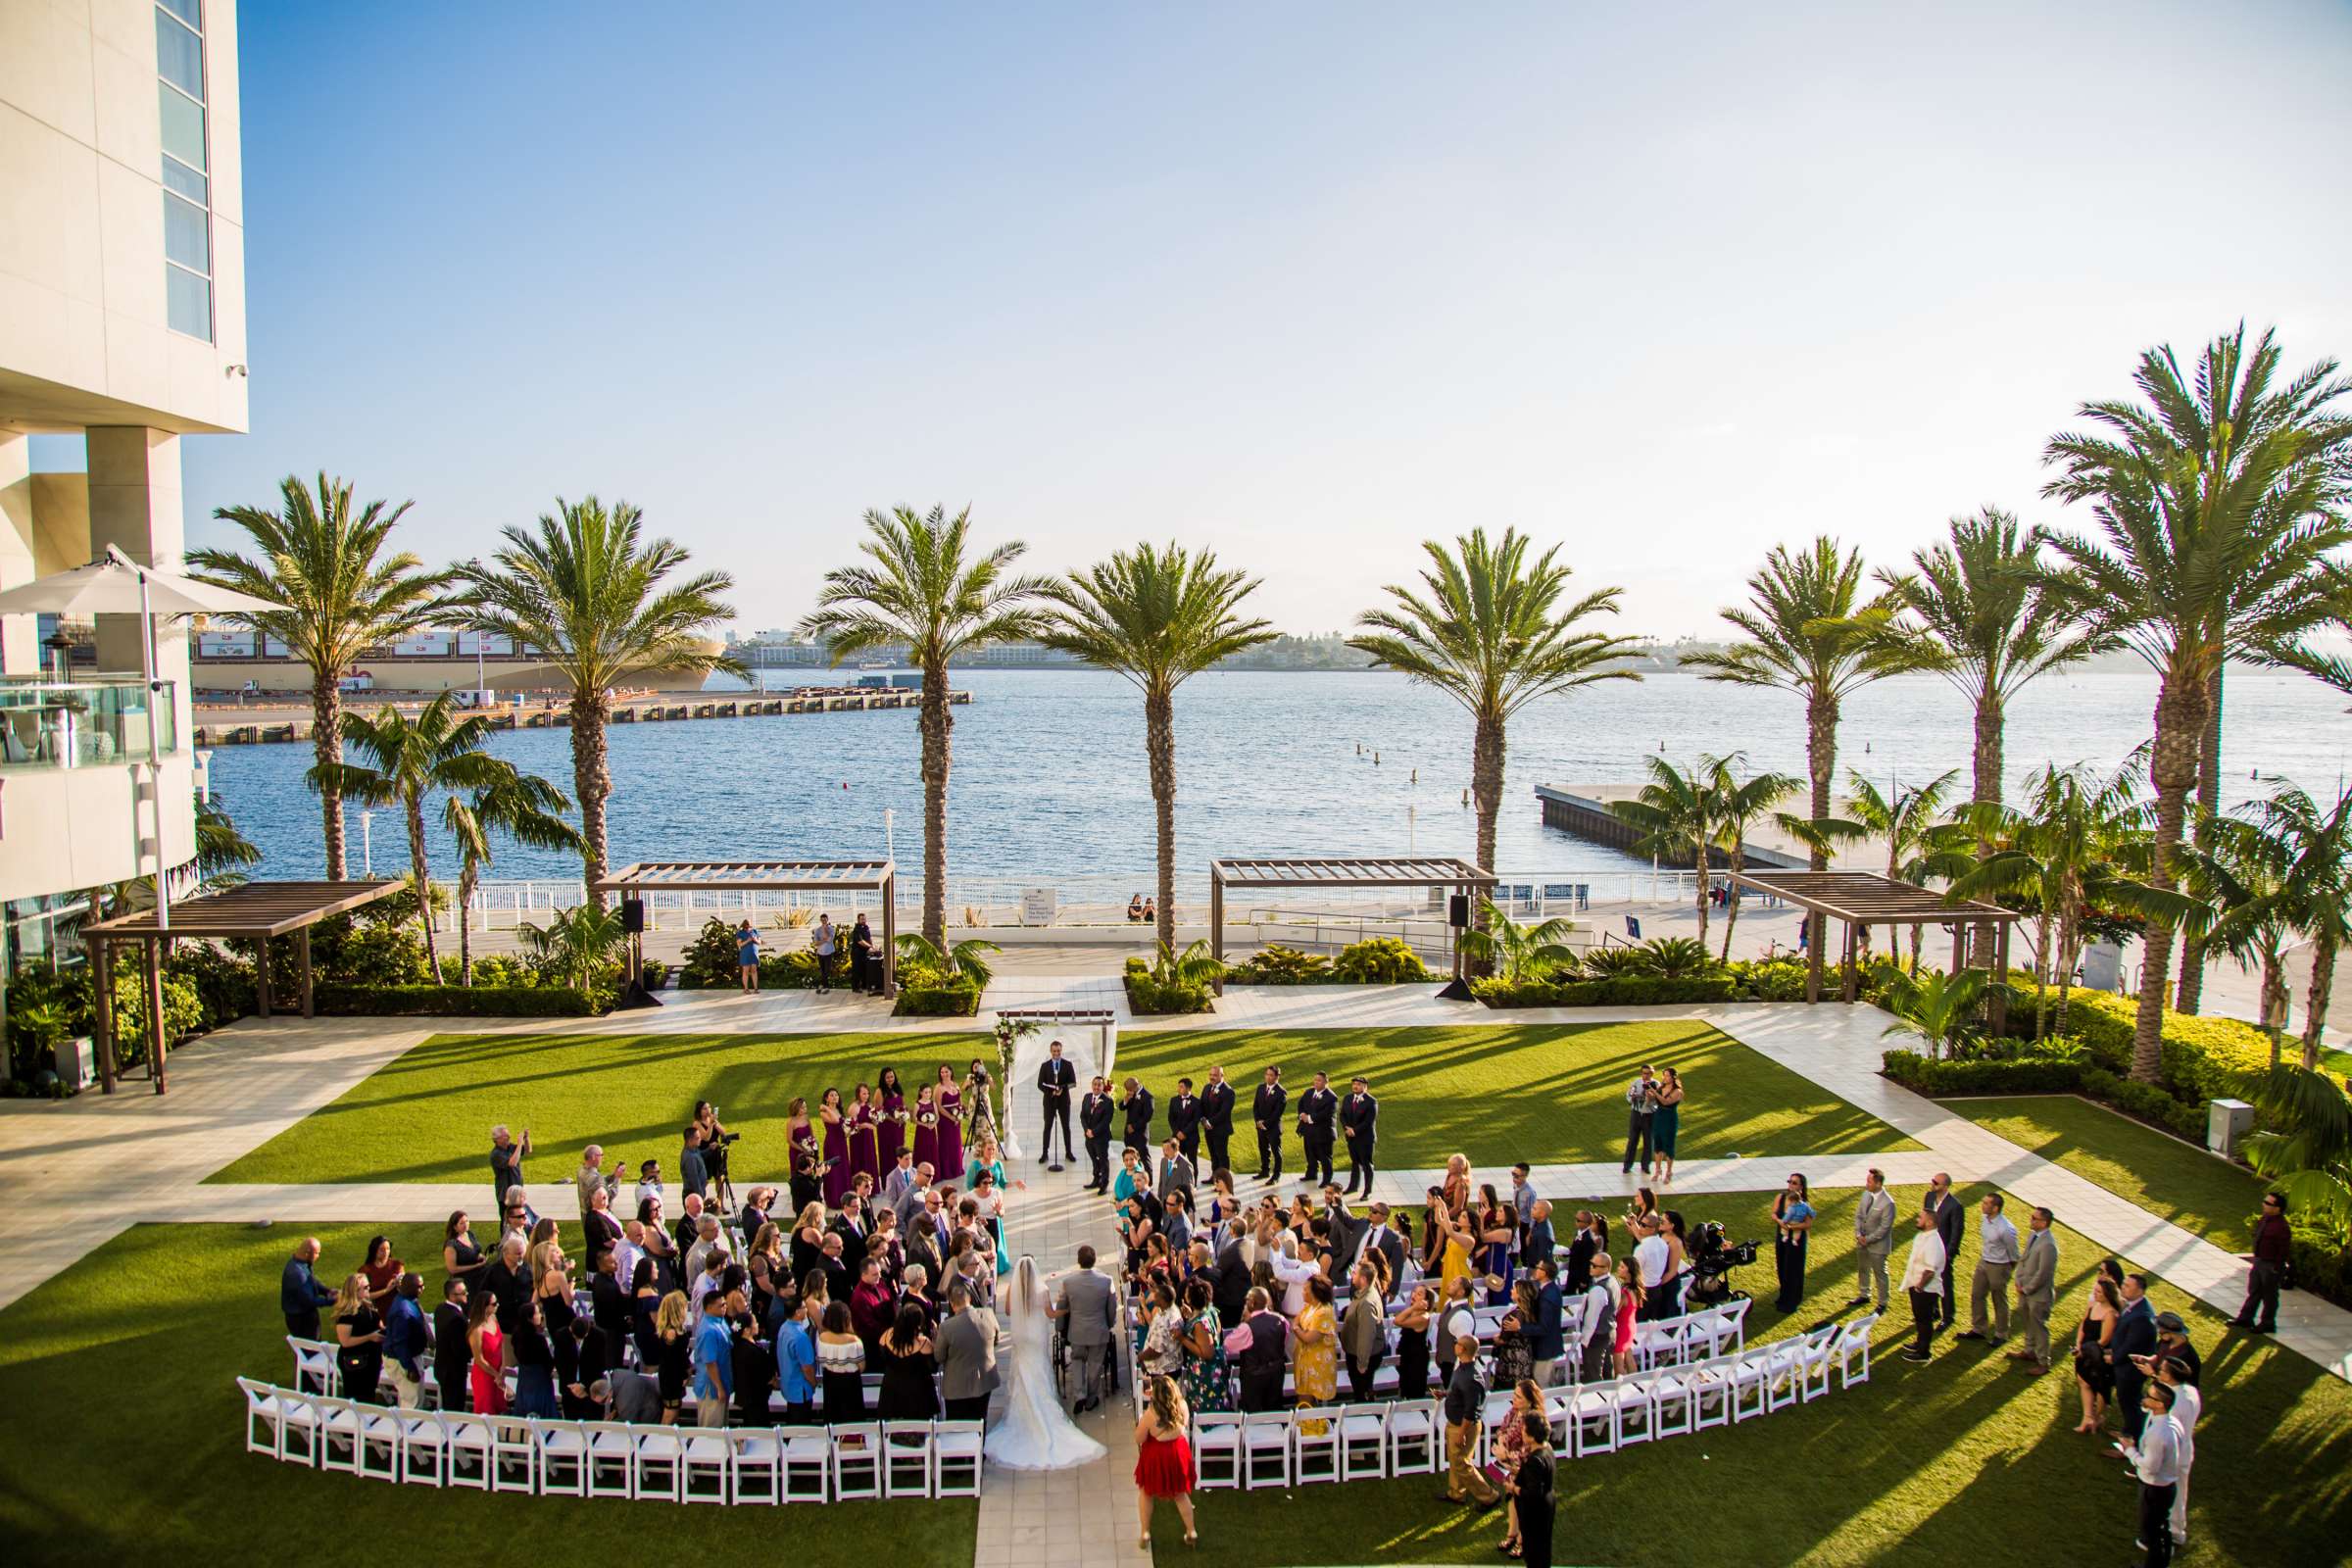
[141,0,2352,636]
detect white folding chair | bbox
[1192,1410,1243,1489]
[356,1404,404,1481]
[1688,1360,1733,1431]
[1646,1366,1696,1440]
[681,1431,731,1503]
[288,1337,337,1395]
[575,1419,631,1498]
[1836,1313,1881,1388]
[782,1431,831,1501]
[1728,1347,1775,1422]
[417,1368,441,1411]
[1630,1320,1673,1371]
[729,1427,782,1504]
[832,1421,882,1500]
[883,1419,935,1497]
[1478,1390,1515,1464]
[1242,1409,1293,1489]
[1765,1341,1805,1412]
[1340,1403,1388,1480]
[445,1412,493,1489]
[489,1415,537,1492]
[1714,1298,1751,1354]
[396,1408,450,1486]
[1795,1326,1839,1401]
[1610,1374,1657,1447]
[317,1396,363,1475]
[932,1419,983,1497]
[1385,1397,1438,1475]
[535,1420,588,1496]
[1292,1406,1341,1483]
[1570,1384,1617,1456]
[633,1426,684,1501]
[238,1377,286,1459]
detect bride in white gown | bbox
[985,1254,1109,1469]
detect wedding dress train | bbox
[985,1255,1108,1470]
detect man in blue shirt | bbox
[381,1271,430,1406]
[776,1293,821,1424]
[1528,1258,1567,1387]
[279,1237,335,1339]
[686,1288,733,1419]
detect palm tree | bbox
[1800,767,1974,972]
[1705,754,1801,961]
[519,902,627,993]
[1037,543,1276,951]
[191,473,450,878]
[1458,898,1581,984]
[1878,966,1990,1061]
[2181,813,2301,1066]
[193,791,263,892]
[2238,781,2352,1069]
[2041,327,2352,1076]
[801,507,1052,946]
[1351,528,1640,915]
[444,768,582,986]
[1685,537,1935,869]
[2242,1065,2352,1246]
[1606,755,1720,950]
[318,694,511,978]
[452,498,738,906]
[892,933,1004,994]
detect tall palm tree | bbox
[1705,755,1801,961]
[191,473,450,878]
[444,767,582,986]
[318,693,507,977]
[800,506,1051,946]
[1036,543,1276,951]
[2239,781,2352,1069]
[2041,327,2352,1077]
[1606,755,1720,950]
[2181,812,2301,1067]
[1799,767,1975,972]
[453,498,738,906]
[1351,528,1640,912]
[1685,537,1934,869]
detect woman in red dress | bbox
[1133,1374,1199,1548]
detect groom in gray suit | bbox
[1051,1246,1117,1413]
[935,1280,1000,1422]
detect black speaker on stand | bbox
[617,899,662,1007]
[1436,891,1477,1001]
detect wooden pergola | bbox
[82,879,404,1096]
[1728,869,2024,1022]
[593,860,898,997]
[1207,856,1496,996]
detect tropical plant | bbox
[1579,944,1650,978]
[1704,754,1801,961]
[2241,1064,2352,1246]
[315,693,505,977]
[1350,527,1640,935]
[2180,812,2300,1066]
[1637,936,1716,979]
[801,506,1051,945]
[1331,936,1433,985]
[441,765,581,986]
[2040,326,2352,1072]
[893,932,1003,993]
[193,791,263,891]
[452,497,738,906]
[192,473,451,878]
[1606,755,1720,947]
[2232,780,2352,1069]
[1876,964,1991,1060]
[1037,543,1275,952]
[1144,938,1226,990]
[1457,899,1580,984]
[1799,766,1974,972]
[1684,536,1936,868]
[517,902,627,992]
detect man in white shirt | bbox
[1895,1206,1946,1363]
[2123,1382,2184,1567]
[1957,1192,2021,1346]
[2147,1354,2200,1548]
[1268,1232,1320,1316]
[612,1221,645,1296]
[1633,1215,1670,1320]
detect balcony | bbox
[0,680,179,771]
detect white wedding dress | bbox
[984,1255,1107,1470]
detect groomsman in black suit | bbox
[1120,1077,1155,1153]
[1339,1076,1379,1198]
[1035,1041,1077,1172]
[1079,1076,1115,1192]
[1298,1071,1339,1189]
[1200,1066,1237,1176]
[1252,1067,1288,1184]
[1168,1078,1202,1164]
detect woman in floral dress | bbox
[1176,1276,1231,1412]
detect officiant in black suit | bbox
[1036,1041,1077,1171]
[1079,1076,1115,1191]
[1200,1066,1237,1175]
[1252,1066,1288,1183]
[1121,1077,1155,1153]
[1298,1071,1339,1188]
[1340,1076,1380,1198]
[1168,1078,1202,1164]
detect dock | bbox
[1534,782,1814,868]
[190,687,971,747]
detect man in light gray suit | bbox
[1849,1167,1896,1312]
[888,1161,934,1235]
[935,1279,1000,1422]
[1051,1246,1117,1413]
[2006,1204,2060,1374]
[1155,1139,1196,1203]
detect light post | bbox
[361,809,374,877]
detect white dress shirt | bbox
[1269,1246,1319,1315]
[1902,1231,1947,1295]
[1635,1233,1668,1289]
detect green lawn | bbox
[209,1029,989,1186]
[1942,1095,2276,1255]
[1113,1023,1920,1172]
[0,1220,977,1567]
[1161,1181,2352,1568]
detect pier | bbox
[189,686,971,747]
[1534,782,1812,868]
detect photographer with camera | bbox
[573,1144,624,1222]
[489,1124,531,1206]
[692,1100,738,1211]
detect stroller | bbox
[1682,1220,1759,1306]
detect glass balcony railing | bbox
[0,679,179,770]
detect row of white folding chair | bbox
[1190,1400,1444,1491]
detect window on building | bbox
[157,1,213,343]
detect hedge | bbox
[891,981,980,1018]
[314,984,605,1017]
[1474,975,1740,1008]
[2045,990,2278,1102]
[1123,958,1213,1016]
[1881,1050,2083,1096]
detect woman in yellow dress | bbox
[1293,1273,1339,1431]
[1437,1203,1480,1299]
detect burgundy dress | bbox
[911,1101,939,1174]
[935,1088,965,1181]
[876,1091,906,1172]
[821,1112,852,1206]
[1135,1423,1197,1497]
[849,1103,880,1190]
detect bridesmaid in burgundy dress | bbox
[910,1084,939,1174]
[848,1083,881,1191]
[875,1067,907,1173]
[818,1087,852,1208]
[933,1063,966,1181]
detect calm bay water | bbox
[204,667,2352,888]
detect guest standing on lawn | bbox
[818,1088,852,1207]
[935,1065,967,1180]
[1770,1173,1813,1312]
[2072,1268,2123,1431]
[1650,1067,1685,1184]
[1849,1168,1895,1312]
[2008,1205,2059,1375]
[876,1066,907,1172]
[280,1237,335,1340]
[1897,1206,1946,1363]
[735,918,760,991]
[1619,1064,1657,1176]
[2232,1192,2291,1334]
[1509,1411,1558,1568]
[1958,1192,2019,1347]
[810,912,838,992]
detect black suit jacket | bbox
[1298,1087,1338,1139]
[1168,1095,1200,1138]
[1200,1081,1236,1134]
[1122,1088,1155,1142]
[1079,1093,1114,1139]
[2110,1300,2158,1375]
[1212,1239,1250,1323]
[1037,1057,1076,1101]
[1340,1092,1378,1144]
[1253,1081,1288,1128]
[1929,1193,1964,1263]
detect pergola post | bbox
[1806,916,1824,1004]
[90,933,116,1095]
[146,935,168,1095]
[256,936,272,1020]
[1839,920,1858,1004]
[1209,872,1226,996]
[299,927,315,1018]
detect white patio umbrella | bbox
[0,545,279,929]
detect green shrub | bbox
[1473,974,1739,1007]
[1123,962,1213,1015]
[1227,945,1334,985]
[1882,1049,2082,1096]
[892,979,980,1017]
[676,917,746,988]
[2043,990,2278,1103]
[243,915,429,991]
[1727,958,1812,1002]
[2078,1066,2211,1140]
[640,958,670,990]
[161,943,255,1031]
[314,984,602,1017]
[1331,937,1432,985]
[2288,1227,2352,1311]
